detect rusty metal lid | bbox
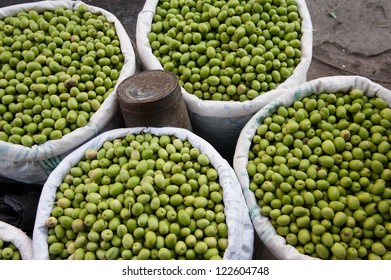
[117,70,181,114]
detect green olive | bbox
[247,88,391,260]
[0,6,124,146]
[46,133,227,259]
[148,0,304,101]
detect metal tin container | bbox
[117,70,192,130]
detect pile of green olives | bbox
[46,133,228,260]
[0,4,124,146]
[247,89,391,259]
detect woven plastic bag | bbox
[136,0,313,161]
[233,75,391,259]
[0,220,33,260]
[0,0,137,184]
[33,127,254,260]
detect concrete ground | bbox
[306,0,391,90]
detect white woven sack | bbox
[233,75,391,259]
[0,220,33,260]
[33,127,254,260]
[0,0,137,184]
[136,0,313,160]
